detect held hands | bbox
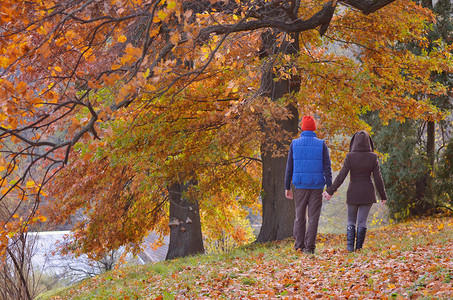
[285,189,293,199]
[286,190,335,201]
[322,191,332,201]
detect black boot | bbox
[346,225,355,252]
[356,227,367,251]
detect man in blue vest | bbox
[285,116,332,254]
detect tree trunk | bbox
[415,120,435,214]
[257,112,298,242]
[256,30,300,243]
[426,120,435,202]
[166,182,204,260]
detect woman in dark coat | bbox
[323,131,387,252]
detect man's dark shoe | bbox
[302,248,315,255]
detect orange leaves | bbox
[47,214,453,298]
[110,43,144,71]
[121,44,142,64]
[102,73,122,86]
[65,29,78,40]
[32,215,47,223]
[68,117,82,134]
[0,211,47,259]
[116,82,136,104]
[0,0,450,270]
[111,63,122,71]
[0,156,6,172]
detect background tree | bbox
[364,115,429,218]
[366,0,452,219]
[414,0,452,205]
[436,140,453,208]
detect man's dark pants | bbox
[293,189,323,253]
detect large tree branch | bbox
[342,0,397,15]
[198,0,396,39]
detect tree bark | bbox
[256,30,300,243]
[166,182,204,260]
[257,113,298,242]
[426,120,435,202]
[415,120,435,213]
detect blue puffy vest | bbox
[292,131,326,189]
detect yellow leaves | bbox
[157,10,168,22]
[37,25,48,35]
[167,0,176,10]
[0,56,9,68]
[118,35,127,43]
[143,68,150,78]
[82,47,94,62]
[153,0,178,22]
[26,181,35,189]
[437,223,444,230]
[24,180,47,197]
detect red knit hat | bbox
[301,116,316,131]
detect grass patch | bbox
[40,216,453,299]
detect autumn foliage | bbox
[43,216,453,299]
[1,0,452,260]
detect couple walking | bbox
[285,116,387,254]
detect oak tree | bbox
[1,0,452,265]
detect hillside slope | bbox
[42,216,453,299]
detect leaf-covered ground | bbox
[43,216,453,299]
